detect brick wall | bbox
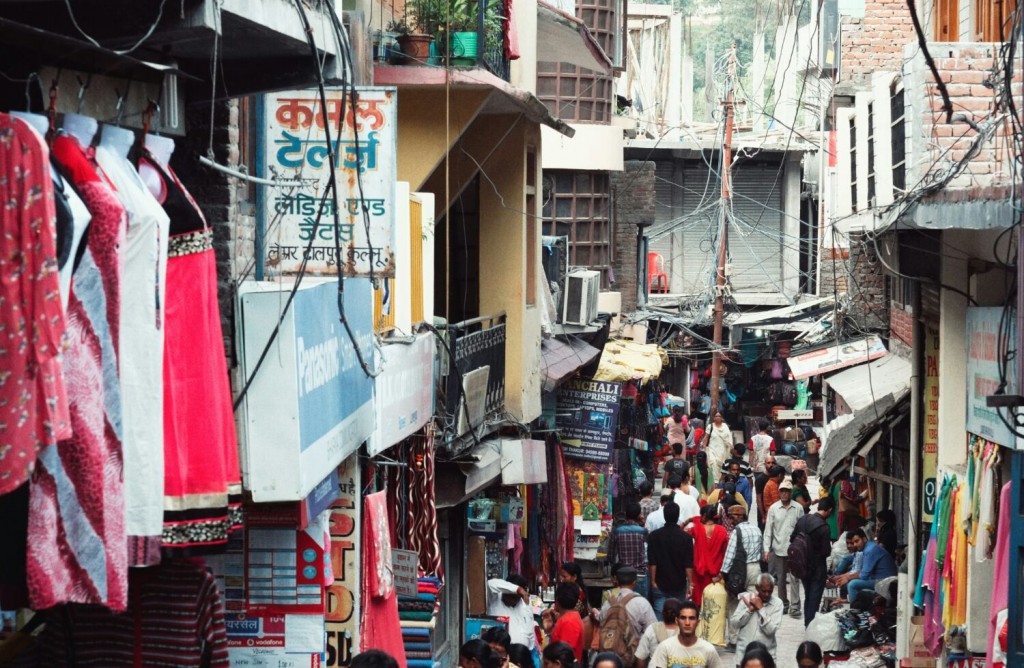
[907,43,1022,200]
[848,233,889,334]
[175,98,258,368]
[840,0,915,86]
[818,246,850,302]
[609,160,656,312]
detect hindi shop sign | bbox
[556,378,621,463]
[238,279,375,502]
[264,88,396,278]
[966,307,1018,448]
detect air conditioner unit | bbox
[561,270,600,325]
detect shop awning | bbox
[825,354,912,411]
[594,340,666,382]
[787,335,889,380]
[536,1,613,74]
[541,337,601,392]
[436,441,504,508]
[819,391,910,479]
[727,296,836,329]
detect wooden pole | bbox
[709,44,737,417]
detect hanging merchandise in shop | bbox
[237,279,375,502]
[264,89,397,277]
[556,378,622,462]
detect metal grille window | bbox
[891,87,906,194]
[867,103,876,206]
[536,63,613,122]
[849,116,858,212]
[542,171,612,283]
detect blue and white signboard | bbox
[966,307,1017,448]
[238,279,375,501]
[263,87,397,278]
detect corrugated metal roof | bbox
[825,354,912,412]
[541,337,601,392]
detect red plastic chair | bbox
[647,251,669,293]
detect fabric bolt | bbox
[689,522,728,608]
[34,559,230,666]
[0,115,70,495]
[95,145,170,566]
[29,130,127,611]
[361,491,408,667]
[144,152,241,551]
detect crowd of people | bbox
[352,408,900,668]
[525,408,900,667]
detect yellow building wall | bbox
[396,89,490,191]
[475,115,543,423]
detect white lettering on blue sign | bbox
[297,331,341,398]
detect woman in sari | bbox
[688,504,729,607]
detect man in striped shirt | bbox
[719,504,763,648]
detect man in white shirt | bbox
[730,573,784,664]
[486,574,537,649]
[645,474,701,531]
[762,479,804,618]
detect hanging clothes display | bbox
[95,134,170,566]
[28,128,128,611]
[139,150,242,551]
[361,490,408,667]
[0,114,70,496]
[408,429,443,577]
[31,559,230,666]
[987,482,1011,666]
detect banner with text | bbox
[325,456,360,667]
[922,328,939,522]
[264,88,396,277]
[556,378,621,463]
[966,307,1018,449]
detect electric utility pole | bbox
[709,44,737,417]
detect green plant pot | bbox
[450,30,478,63]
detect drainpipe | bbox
[899,280,923,659]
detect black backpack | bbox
[725,529,749,595]
[787,527,811,580]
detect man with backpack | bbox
[595,567,656,667]
[788,497,835,627]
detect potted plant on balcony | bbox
[438,0,502,67]
[397,0,441,63]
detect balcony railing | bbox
[443,312,507,428]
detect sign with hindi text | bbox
[966,307,1018,448]
[264,88,396,277]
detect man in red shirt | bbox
[549,582,584,661]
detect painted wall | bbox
[478,116,544,423]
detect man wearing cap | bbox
[762,478,804,618]
[596,566,658,639]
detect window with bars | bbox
[849,116,858,212]
[891,86,906,194]
[541,171,612,284]
[867,103,876,207]
[536,63,613,122]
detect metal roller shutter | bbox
[647,162,677,292]
[726,163,784,293]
